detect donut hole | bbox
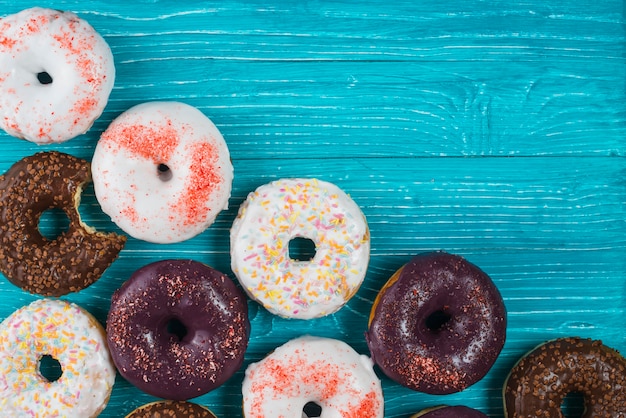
[38,354,63,382]
[288,237,317,262]
[157,163,173,182]
[303,401,322,417]
[36,71,53,85]
[561,391,586,418]
[166,317,188,342]
[425,309,452,333]
[38,208,71,241]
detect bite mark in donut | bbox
[0,151,126,296]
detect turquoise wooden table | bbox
[1,1,625,417]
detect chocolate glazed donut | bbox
[126,401,217,418]
[365,251,506,394]
[410,405,488,418]
[107,259,250,400]
[0,151,126,296]
[504,337,626,417]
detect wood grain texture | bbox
[0,1,625,417]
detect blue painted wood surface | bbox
[0,1,625,416]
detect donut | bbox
[365,251,506,394]
[410,406,488,418]
[92,101,233,243]
[0,299,116,417]
[242,335,384,417]
[0,151,126,296]
[0,7,114,144]
[230,178,370,319]
[106,259,250,400]
[503,337,626,417]
[126,401,217,418]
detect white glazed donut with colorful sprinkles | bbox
[0,7,115,144]
[92,101,233,243]
[0,298,116,417]
[230,178,370,319]
[242,335,384,417]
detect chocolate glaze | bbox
[411,406,488,418]
[107,259,250,400]
[125,400,217,418]
[365,251,506,394]
[0,151,126,296]
[504,337,626,417]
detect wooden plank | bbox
[1,1,624,158]
[0,0,625,417]
[1,155,623,416]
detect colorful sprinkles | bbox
[231,178,370,319]
[0,299,116,417]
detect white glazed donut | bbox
[242,336,384,418]
[92,101,233,243]
[0,299,116,417]
[0,7,115,144]
[230,178,370,319]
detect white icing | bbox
[92,101,233,243]
[0,7,115,144]
[242,336,384,418]
[0,299,116,417]
[230,178,370,319]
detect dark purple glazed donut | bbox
[410,406,488,418]
[365,251,506,394]
[107,259,250,400]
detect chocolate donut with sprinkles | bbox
[365,251,506,394]
[0,151,126,296]
[504,337,626,417]
[126,401,217,418]
[410,405,488,418]
[106,259,250,400]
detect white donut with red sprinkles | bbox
[242,336,384,418]
[0,7,114,144]
[91,101,233,243]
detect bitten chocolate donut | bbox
[126,401,217,418]
[410,406,488,418]
[0,151,126,296]
[365,251,506,394]
[107,259,250,400]
[504,337,626,417]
